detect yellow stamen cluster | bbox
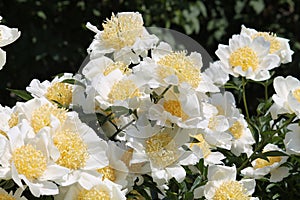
[46,82,73,106]
[108,79,140,103]
[229,121,244,139]
[163,100,188,120]
[254,156,282,169]
[190,134,211,158]
[121,148,143,173]
[213,181,250,200]
[12,144,47,180]
[0,113,19,137]
[103,61,131,76]
[0,193,16,200]
[158,51,201,88]
[229,47,259,71]
[252,32,281,54]
[97,166,116,182]
[77,187,110,200]
[293,88,300,103]
[31,104,67,133]
[102,13,144,50]
[145,132,177,168]
[53,129,89,170]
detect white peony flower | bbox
[203,61,229,86]
[284,123,300,155]
[241,144,289,182]
[0,104,15,137]
[0,188,27,200]
[215,34,280,81]
[241,25,294,64]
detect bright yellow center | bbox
[213,181,250,200]
[103,61,131,76]
[53,129,89,170]
[229,47,259,71]
[0,193,16,200]
[31,104,67,133]
[77,187,110,200]
[254,156,282,169]
[97,166,116,182]
[190,134,211,158]
[229,121,244,139]
[252,32,281,54]
[163,100,188,120]
[145,132,177,168]
[0,113,19,137]
[12,144,47,180]
[102,13,144,50]
[108,79,140,103]
[157,51,201,88]
[292,88,300,103]
[46,82,73,106]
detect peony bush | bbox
[0,11,299,199]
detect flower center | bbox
[97,166,116,182]
[12,144,47,180]
[77,187,110,200]
[53,129,89,170]
[254,156,282,169]
[102,13,144,50]
[108,79,140,103]
[190,134,211,158]
[229,121,244,139]
[0,193,16,200]
[292,88,300,103]
[145,132,178,168]
[8,112,18,128]
[157,51,201,88]
[103,61,131,76]
[213,181,250,200]
[46,82,73,106]
[31,104,67,133]
[229,47,259,71]
[163,100,188,120]
[252,32,281,54]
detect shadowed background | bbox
[0,0,299,114]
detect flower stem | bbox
[242,77,250,121]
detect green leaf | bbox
[61,79,86,88]
[263,150,288,157]
[249,0,265,14]
[111,106,131,118]
[7,89,33,101]
[190,176,202,192]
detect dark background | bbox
[0,0,299,110]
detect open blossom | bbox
[241,25,293,64]
[197,165,258,200]
[86,12,158,64]
[270,76,300,118]
[0,188,27,200]
[241,144,289,182]
[284,123,300,156]
[215,34,280,81]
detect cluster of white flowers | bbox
[0,12,299,200]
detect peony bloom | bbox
[215,34,280,81]
[284,123,300,155]
[0,188,27,200]
[241,25,294,64]
[198,165,258,200]
[86,12,158,64]
[241,144,289,182]
[270,76,300,119]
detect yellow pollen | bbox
[293,88,300,103]
[190,134,211,158]
[0,193,16,200]
[102,13,144,50]
[46,82,73,106]
[53,129,89,170]
[108,79,140,103]
[145,132,177,168]
[97,166,116,182]
[254,156,282,169]
[213,181,250,200]
[77,187,110,200]
[12,144,47,180]
[103,61,131,76]
[157,51,201,88]
[229,121,244,139]
[121,148,144,172]
[229,47,259,71]
[127,190,145,200]
[31,104,67,133]
[0,130,6,137]
[252,32,281,54]
[8,112,18,128]
[163,100,188,120]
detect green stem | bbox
[109,119,135,140]
[154,85,172,104]
[242,77,250,121]
[264,83,268,101]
